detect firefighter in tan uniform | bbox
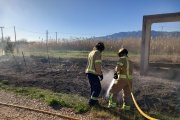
[108,48,133,110]
[85,42,105,106]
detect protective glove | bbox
[99,75,103,81]
[113,72,118,79]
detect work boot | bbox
[108,93,117,108]
[89,99,99,107]
[121,103,130,111]
[108,102,117,108]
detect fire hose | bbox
[127,81,159,120]
[0,102,79,120]
[130,92,158,120]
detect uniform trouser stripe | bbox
[108,93,117,107]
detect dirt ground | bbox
[0,91,91,120]
[0,55,179,118]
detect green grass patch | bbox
[12,49,180,64]
[17,50,89,58]
[16,50,140,59]
[0,82,89,113]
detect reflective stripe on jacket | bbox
[85,49,102,75]
[115,56,133,80]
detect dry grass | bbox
[23,38,141,54]
[2,36,179,64]
[150,37,180,55]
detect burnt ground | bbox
[0,55,179,117]
[0,55,90,97]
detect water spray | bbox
[106,78,115,98]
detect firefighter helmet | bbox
[118,48,128,56]
[95,42,105,52]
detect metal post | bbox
[0,27,4,41]
[56,32,57,43]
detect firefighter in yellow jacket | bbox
[108,48,133,110]
[85,42,105,106]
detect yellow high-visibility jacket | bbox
[85,48,102,75]
[115,56,133,80]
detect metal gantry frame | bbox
[140,12,180,75]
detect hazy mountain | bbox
[94,31,180,40]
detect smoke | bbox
[147,67,180,82]
[100,70,123,103]
[100,70,114,97]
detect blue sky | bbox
[0,0,180,41]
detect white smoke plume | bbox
[101,70,123,103]
[100,70,114,97]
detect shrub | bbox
[1,80,9,85]
[74,103,89,113]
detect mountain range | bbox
[94,30,180,40]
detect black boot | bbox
[89,99,99,107]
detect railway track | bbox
[0,102,80,120]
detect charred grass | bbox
[0,44,180,119]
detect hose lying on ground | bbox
[127,80,159,120]
[0,102,79,120]
[130,92,158,120]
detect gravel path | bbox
[0,91,93,120]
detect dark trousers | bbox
[87,73,101,105]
